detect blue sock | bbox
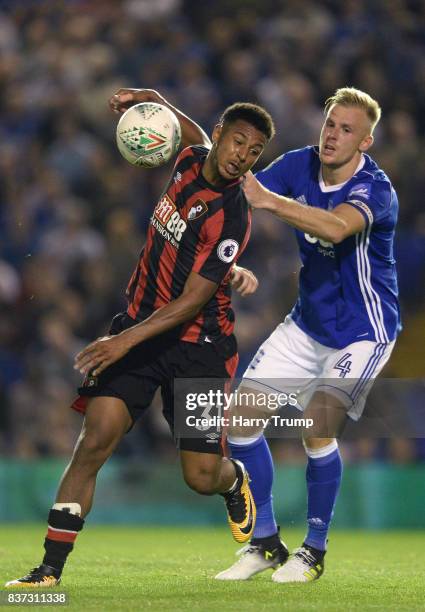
[228,436,278,539]
[304,446,342,551]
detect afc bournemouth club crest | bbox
[188,199,208,221]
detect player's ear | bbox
[359,134,373,152]
[212,123,223,144]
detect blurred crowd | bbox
[0,0,424,461]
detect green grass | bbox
[0,526,424,611]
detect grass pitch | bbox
[0,526,424,611]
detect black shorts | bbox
[72,312,238,454]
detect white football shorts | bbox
[242,315,395,420]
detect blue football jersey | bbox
[256,146,401,349]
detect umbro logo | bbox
[174,171,182,183]
[206,432,220,443]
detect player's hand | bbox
[242,171,270,209]
[74,334,132,376]
[109,88,165,114]
[230,265,259,296]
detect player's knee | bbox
[75,430,115,466]
[303,437,336,452]
[183,468,218,496]
[227,406,265,440]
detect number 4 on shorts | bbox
[333,353,352,378]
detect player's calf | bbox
[180,451,256,542]
[183,467,222,496]
[181,450,232,496]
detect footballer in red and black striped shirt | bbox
[75,100,275,393]
[126,143,252,345]
[6,98,275,591]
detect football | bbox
[116,102,181,168]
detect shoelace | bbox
[236,544,260,557]
[292,547,317,565]
[225,489,247,522]
[22,567,43,580]
[23,565,57,581]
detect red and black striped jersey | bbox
[126,145,252,344]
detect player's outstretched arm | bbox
[109,88,211,149]
[74,272,218,376]
[243,171,365,243]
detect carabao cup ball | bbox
[116,102,182,168]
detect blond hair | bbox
[324,87,381,133]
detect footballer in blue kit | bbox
[257,144,400,349]
[216,87,401,583]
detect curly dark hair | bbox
[219,102,275,141]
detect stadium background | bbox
[0,0,424,529]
